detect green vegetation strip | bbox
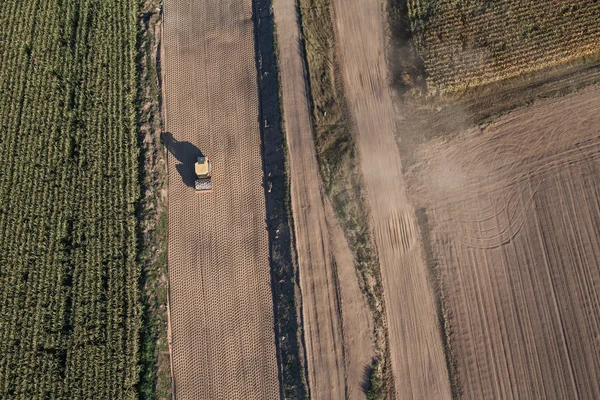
[297,0,389,398]
[137,1,171,399]
[0,0,142,397]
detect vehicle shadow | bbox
[162,132,204,188]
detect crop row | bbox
[0,0,141,398]
[406,0,600,95]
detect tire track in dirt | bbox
[272,0,374,397]
[325,199,376,400]
[162,0,279,398]
[330,0,453,398]
[410,88,600,399]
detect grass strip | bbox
[136,1,171,398]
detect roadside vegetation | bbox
[0,0,141,397]
[137,1,171,399]
[297,0,390,397]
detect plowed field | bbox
[162,0,278,398]
[409,87,600,399]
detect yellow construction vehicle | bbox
[195,156,212,192]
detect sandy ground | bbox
[272,0,374,398]
[409,87,600,399]
[161,0,279,398]
[331,0,453,398]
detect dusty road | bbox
[325,200,376,400]
[272,0,374,398]
[410,87,600,399]
[162,0,279,398]
[331,0,453,398]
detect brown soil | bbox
[331,0,453,398]
[325,200,376,400]
[161,0,279,398]
[273,0,374,397]
[408,86,600,399]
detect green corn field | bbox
[0,0,141,398]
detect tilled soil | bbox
[162,0,279,398]
[409,87,600,399]
[272,0,374,397]
[331,0,453,398]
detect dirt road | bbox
[331,1,453,398]
[162,0,278,398]
[325,200,376,400]
[272,0,374,397]
[410,87,600,399]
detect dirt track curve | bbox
[410,87,600,399]
[272,0,374,398]
[162,0,279,398]
[331,0,453,398]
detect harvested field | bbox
[162,0,278,398]
[408,87,600,399]
[272,0,375,397]
[404,0,600,95]
[331,0,452,397]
